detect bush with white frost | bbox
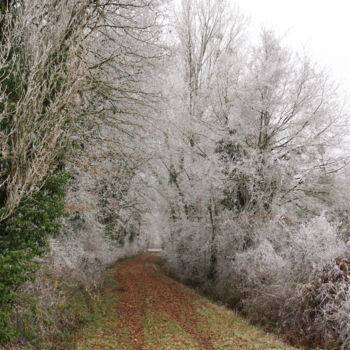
[153,2,350,348]
[161,208,350,348]
[288,216,346,276]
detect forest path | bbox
[72,254,297,350]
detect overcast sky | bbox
[235,0,350,97]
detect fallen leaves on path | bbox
[72,255,299,350]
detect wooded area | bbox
[1,0,350,349]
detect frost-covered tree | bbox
[0,0,97,219]
[218,30,347,217]
[151,4,350,349]
[49,0,167,277]
[0,0,166,342]
[148,0,247,281]
[175,0,246,144]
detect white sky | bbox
[235,0,350,97]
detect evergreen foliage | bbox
[0,173,68,341]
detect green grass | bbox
[70,271,131,350]
[194,302,295,350]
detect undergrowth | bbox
[0,172,68,342]
[2,271,109,350]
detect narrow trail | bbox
[73,255,298,350]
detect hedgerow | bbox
[0,172,68,341]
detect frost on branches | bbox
[147,1,350,349]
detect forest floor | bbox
[70,254,299,350]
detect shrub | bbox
[0,172,68,342]
[163,213,350,349]
[9,268,105,350]
[288,256,350,349]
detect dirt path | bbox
[73,255,298,350]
